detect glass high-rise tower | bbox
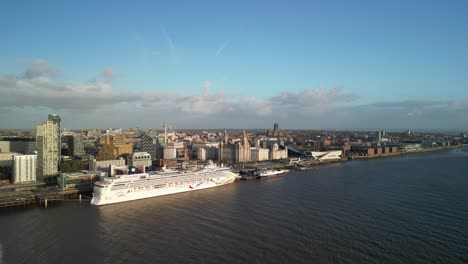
[48,113,61,163]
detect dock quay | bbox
[0,193,64,209]
[0,189,95,209]
[0,194,36,208]
[35,193,64,208]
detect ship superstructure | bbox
[91,162,237,205]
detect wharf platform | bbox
[0,192,64,209]
[0,195,36,208]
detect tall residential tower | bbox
[36,120,59,181]
[48,113,61,163]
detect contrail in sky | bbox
[215,39,232,57]
[160,25,178,64]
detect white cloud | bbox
[24,59,60,79]
[239,97,272,116]
[272,86,357,112]
[1,59,467,130]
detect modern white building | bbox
[36,120,59,180]
[127,152,152,170]
[13,155,37,183]
[311,150,342,161]
[89,158,125,175]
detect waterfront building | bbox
[192,141,219,150]
[36,120,59,181]
[48,113,61,163]
[12,155,37,183]
[58,171,100,191]
[163,141,189,161]
[0,138,36,154]
[65,135,85,157]
[89,158,125,176]
[236,131,251,163]
[127,152,152,171]
[192,141,219,161]
[218,130,234,163]
[255,139,261,149]
[251,148,269,162]
[399,143,422,152]
[310,150,342,161]
[0,152,22,177]
[422,140,437,148]
[205,146,219,161]
[96,134,133,161]
[269,143,288,160]
[218,131,251,163]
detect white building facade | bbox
[13,155,37,183]
[89,158,125,176]
[269,143,288,160]
[127,152,152,169]
[251,148,270,162]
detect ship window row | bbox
[142,179,206,185]
[125,180,206,189]
[109,174,221,185]
[129,183,167,189]
[128,176,209,184]
[111,185,128,190]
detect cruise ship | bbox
[90,162,237,206]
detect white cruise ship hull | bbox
[91,173,237,206]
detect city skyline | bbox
[1,1,468,130]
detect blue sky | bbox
[1,0,468,130]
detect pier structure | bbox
[35,193,63,208]
[0,191,64,209]
[0,194,36,208]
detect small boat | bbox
[255,169,289,179]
